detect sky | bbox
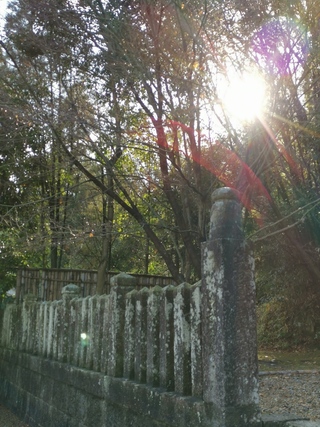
[0,0,8,33]
[0,0,8,20]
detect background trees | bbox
[1,0,320,344]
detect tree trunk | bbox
[96,175,114,294]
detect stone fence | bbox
[0,187,262,427]
[1,276,204,393]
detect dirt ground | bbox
[0,403,29,427]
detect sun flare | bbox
[221,72,266,124]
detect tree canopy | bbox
[1,0,320,343]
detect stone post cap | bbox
[211,187,241,203]
[110,272,137,288]
[61,284,81,299]
[23,293,38,303]
[209,187,243,240]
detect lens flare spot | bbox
[222,72,266,123]
[252,17,309,76]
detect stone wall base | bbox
[0,348,224,427]
[1,347,309,427]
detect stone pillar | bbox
[100,295,110,374]
[61,284,80,363]
[46,301,54,358]
[22,293,37,353]
[159,285,175,391]
[201,187,261,427]
[124,289,138,379]
[134,287,149,383]
[146,285,162,387]
[91,295,104,372]
[190,281,202,398]
[78,297,90,368]
[108,273,136,377]
[173,282,192,395]
[85,295,98,370]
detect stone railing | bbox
[0,187,261,427]
[1,274,203,396]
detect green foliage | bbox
[1,0,320,335]
[257,299,291,348]
[255,233,320,348]
[258,297,320,349]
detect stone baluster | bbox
[78,296,90,368]
[61,284,80,364]
[100,294,110,374]
[159,285,175,391]
[173,282,192,395]
[146,285,163,386]
[85,295,98,370]
[52,300,62,361]
[92,295,104,372]
[190,281,202,398]
[124,289,138,380]
[107,273,136,377]
[134,287,149,383]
